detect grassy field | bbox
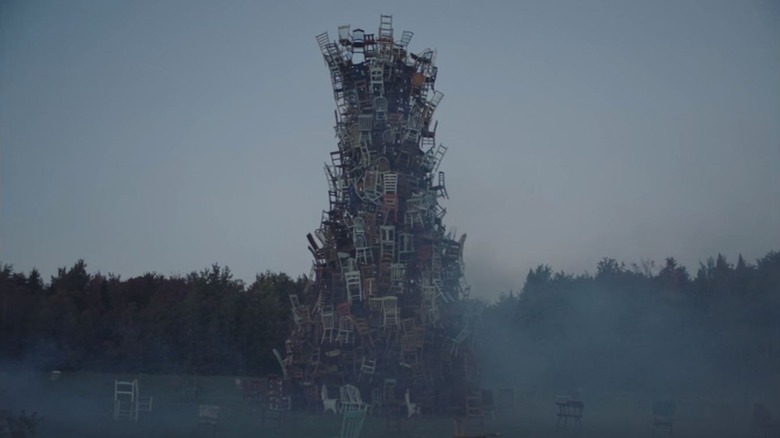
[0,370,766,437]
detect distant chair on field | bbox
[183,375,199,401]
[554,394,583,428]
[2,410,42,438]
[113,379,153,422]
[114,380,137,421]
[197,404,220,437]
[751,402,780,437]
[651,400,676,436]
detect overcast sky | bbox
[1,0,778,301]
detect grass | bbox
[0,370,764,437]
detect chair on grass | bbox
[137,392,153,414]
[751,402,780,437]
[652,400,675,435]
[266,377,291,427]
[404,389,421,418]
[113,380,137,421]
[555,395,583,427]
[183,375,199,401]
[322,385,339,414]
[198,404,219,437]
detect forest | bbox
[1,251,778,396]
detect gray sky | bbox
[1,0,778,301]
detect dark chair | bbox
[555,399,583,427]
[652,400,676,435]
[751,403,780,438]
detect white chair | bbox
[355,245,373,266]
[336,316,354,345]
[390,263,405,294]
[383,172,398,195]
[381,296,399,327]
[379,225,395,257]
[405,389,421,418]
[114,380,137,421]
[358,357,376,383]
[345,271,363,304]
[444,326,471,356]
[339,384,369,412]
[322,306,336,343]
[272,348,289,379]
[322,385,339,414]
[332,408,366,438]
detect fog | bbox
[1,253,778,436]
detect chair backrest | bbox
[322,310,335,329]
[339,408,366,438]
[198,405,219,423]
[340,385,350,404]
[382,296,398,312]
[115,380,136,402]
[383,379,397,403]
[360,357,376,373]
[343,384,362,404]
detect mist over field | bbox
[2,1,778,437]
[1,252,778,436]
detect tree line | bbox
[479,251,780,395]
[0,262,302,375]
[1,250,778,391]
